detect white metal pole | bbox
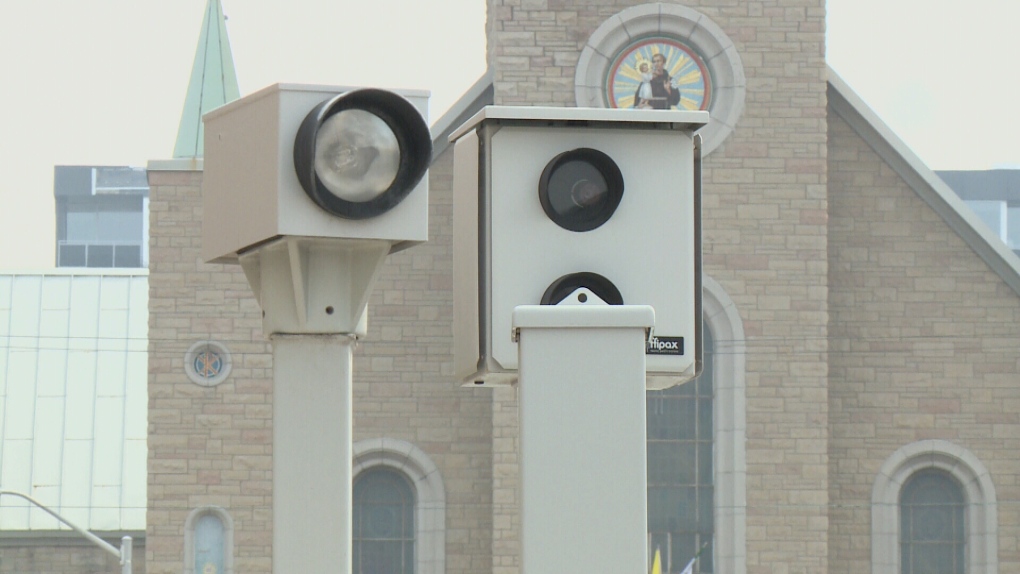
[121,535,133,574]
[271,334,356,573]
[513,304,653,574]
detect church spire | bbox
[173,0,240,158]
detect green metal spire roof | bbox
[173,0,240,158]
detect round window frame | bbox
[184,340,233,387]
[574,3,746,155]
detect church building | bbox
[143,1,1020,573]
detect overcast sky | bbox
[0,0,1017,270]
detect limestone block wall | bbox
[146,149,492,574]
[486,1,830,572]
[147,168,273,574]
[827,111,1020,572]
[0,540,145,574]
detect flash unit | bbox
[294,88,432,220]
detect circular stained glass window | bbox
[606,37,711,111]
[574,3,746,155]
[185,341,232,387]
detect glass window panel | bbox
[964,200,1006,240]
[698,442,713,484]
[58,244,86,267]
[86,245,114,267]
[670,533,696,574]
[114,245,142,268]
[698,486,714,531]
[647,324,714,573]
[899,470,964,574]
[698,398,712,438]
[97,210,143,242]
[1008,204,1020,248]
[66,211,98,242]
[696,328,714,396]
[194,514,225,574]
[353,468,415,574]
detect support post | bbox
[512,304,654,573]
[121,536,133,574]
[271,334,356,572]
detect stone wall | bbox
[146,167,273,574]
[827,110,1020,573]
[0,538,145,574]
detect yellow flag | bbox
[651,548,662,574]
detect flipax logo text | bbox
[646,335,684,356]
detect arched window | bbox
[184,506,234,574]
[899,470,965,574]
[648,327,714,573]
[194,514,226,574]
[873,440,998,574]
[645,275,747,574]
[353,468,416,574]
[352,438,446,574]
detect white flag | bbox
[679,556,696,574]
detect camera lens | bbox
[539,148,624,232]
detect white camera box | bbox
[450,106,708,388]
[202,84,430,264]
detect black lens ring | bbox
[538,147,624,232]
[293,89,432,220]
[540,272,624,306]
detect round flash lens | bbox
[314,109,400,202]
[539,148,623,232]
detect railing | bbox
[0,490,132,574]
[56,241,144,268]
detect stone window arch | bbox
[184,506,234,574]
[872,440,998,574]
[646,275,746,573]
[701,274,747,574]
[352,438,446,574]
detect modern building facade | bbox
[939,169,1020,256]
[0,270,148,574]
[54,165,149,269]
[143,2,1020,574]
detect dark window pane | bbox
[698,398,713,439]
[899,470,964,574]
[699,486,714,531]
[647,324,714,573]
[698,441,713,484]
[86,245,114,267]
[58,244,86,267]
[114,245,142,267]
[353,468,415,574]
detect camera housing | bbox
[201,84,431,337]
[450,106,708,388]
[202,84,430,265]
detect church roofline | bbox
[827,66,1020,297]
[430,69,494,161]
